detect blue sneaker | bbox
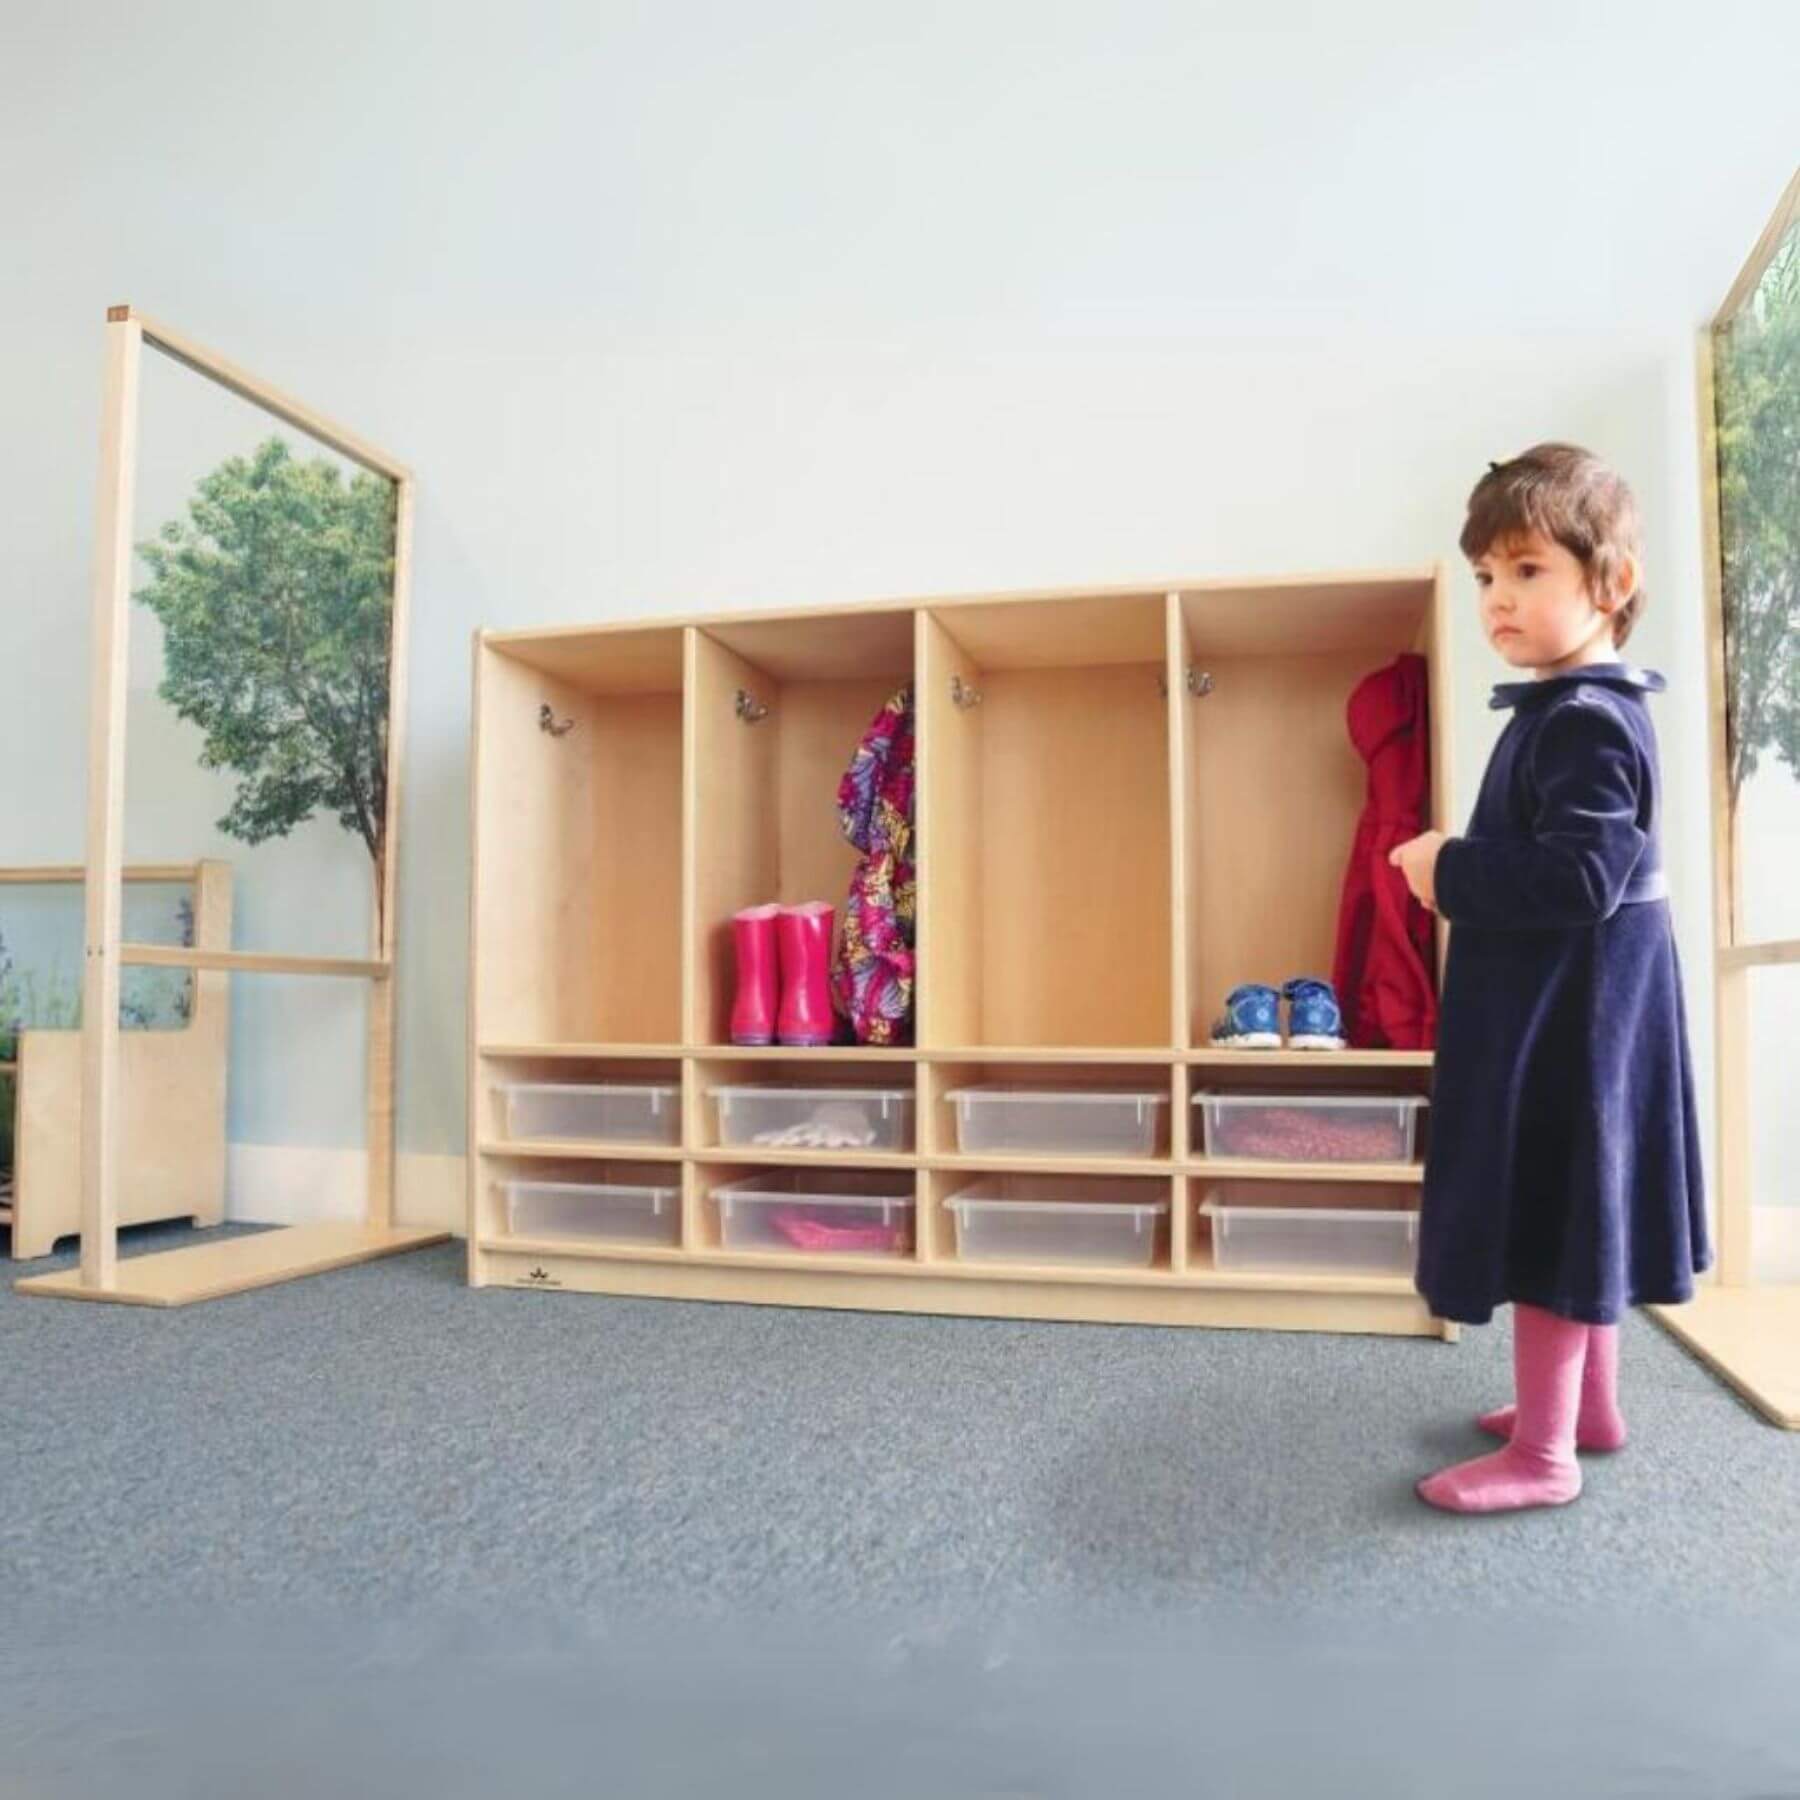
[1282,976,1345,1050]
[1209,982,1281,1049]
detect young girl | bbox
[1388,442,1711,1515]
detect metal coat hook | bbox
[1188,667,1215,698]
[735,688,771,724]
[950,675,983,710]
[538,702,575,737]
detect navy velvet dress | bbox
[1415,660,1711,1327]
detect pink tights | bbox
[1416,1304,1624,1515]
[1478,1317,1627,1453]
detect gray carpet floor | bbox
[4,1222,1799,1798]
[2,1220,1793,1618]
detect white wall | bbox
[3,1,1796,1238]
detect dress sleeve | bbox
[1433,698,1649,930]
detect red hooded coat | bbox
[1331,652,1438,1050]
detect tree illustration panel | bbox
[125,352,399,962]
[1713,217,1800,946]
[1713,199,1800,1275]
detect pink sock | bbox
[1478,1321,1628,1452]
[1418,1303,1585,1514]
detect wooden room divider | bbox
[1648,167,1800,1428]
[17,308,446,1306]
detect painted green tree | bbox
[1714,224,1800,810]
[135,437,397,940]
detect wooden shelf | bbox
[1178,1261,1420,1298]
[476,1231,1423,1300]
[691,1045,917,1063]
[479,1147,1421,1181]
[469,572,1452,1336]
[924,1252,1417,1297]
[482,1149,1421,1180]
[927,1153,1173,1177]
[475,1244,1445,1333]
[477,1140,684,1162]
[921,1046,1175,1064]
[1187,1048,1433,1068]
[691,1147,916,1169]
[481,1233,693,1266]
[686,1243,925,1275]
[1188,1157,1423,1183]
[479,1045,1425,1067]
[483,1233,919,1276]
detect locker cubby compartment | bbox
[1194,1089,1428,1166]
[1189,1176,1421,1278]
[693,1054,918,1154]
[472,627,686,1047]
[477,1054,684,1151]
[698,1164,920,1260]
[478,1154,683,1247]
[1183,1057,1433,1171]
[922,1059,1173,1161]
[1175,574,1446,1049]
[689,611,915,1048]
[917,591,1172,1050]
[931,1170,1173,1272]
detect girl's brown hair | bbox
[1459,442,1646,648]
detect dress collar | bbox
[1489,659,1667,711]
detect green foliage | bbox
[135,436,396,927]
[0,896,197,1046]
[0,900,198,1180]
[0,953,184,1184]
[0,943,77,1178]
[1714,227,1800,804]
[119,895,195,1030]
[0,965,82,1035]
[118,969,191,1030]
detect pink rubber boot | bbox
[776,902,836,1047]
[1417,1302,1585,1514]
[730,904,779,1046]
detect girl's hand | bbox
[1388,830,1447,911]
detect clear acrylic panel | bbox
[124,348,399,962]
[0,878,193,1036]
[1712,214,1800,947]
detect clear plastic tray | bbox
[503,1173,681,1245]
[1199,1178,1420,1275]
[711,1170,915,1257]
[711,1085,914,1152]
[945,1175,1168,1268]
[1194,1091,1427,1164]
[945,1086,1168,1157]
[496,1081,680,1145]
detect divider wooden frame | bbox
[15,307,446,1307]
[469,568,1457,1338]
[1647,167,1800,1428]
